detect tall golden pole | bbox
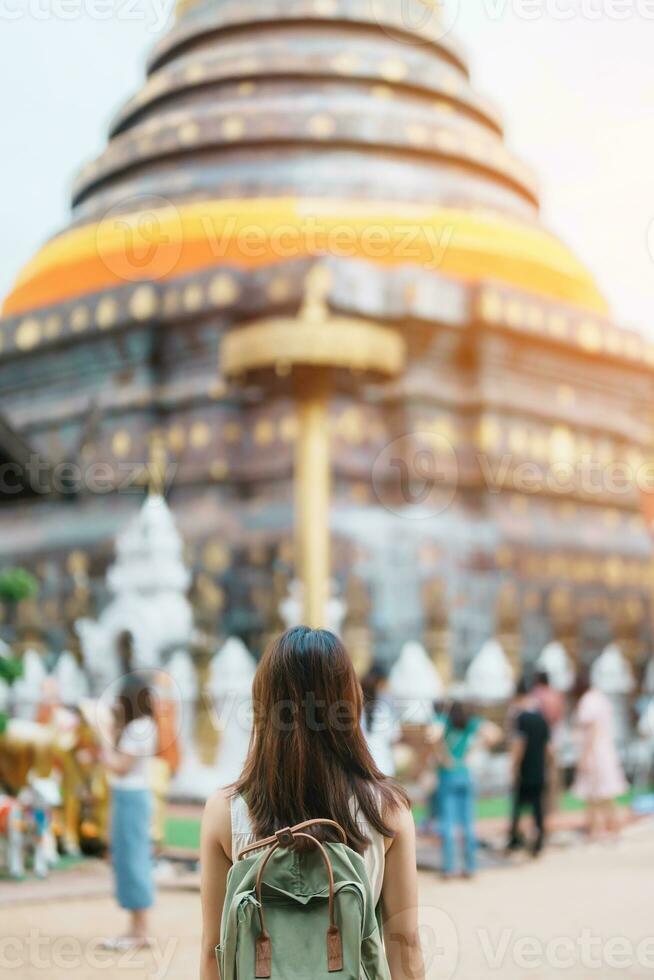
[220,264,406,637]
[295,375,330,628]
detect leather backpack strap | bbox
[288,818,347,844]
[237,817,347,861]
[245,820,346,977]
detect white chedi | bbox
[54,651,90,706]
[591,644,634,749]
[166,648,208,799]
[167,649,199,759]
[107,493,191,596]
[389,641,443,724]
[208,638,257,698]
[591,644,635,696]
[208,638,257,785]
[12,649,47,721]
[536,642,574,693]
[76,494,194,691]
[465,639,515,705]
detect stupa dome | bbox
[2,0,606,320]
[5,1,649,668]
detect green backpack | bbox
[217,818,391,980]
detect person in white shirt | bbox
[101,673,158,950]
[361,663,401,777]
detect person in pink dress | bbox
[572,668,627,839]
[533,671,565,731]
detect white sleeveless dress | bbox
[230,794,386,905]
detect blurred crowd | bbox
[1,643,652,949]
[360,661,648,879]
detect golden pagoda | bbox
[1,0,653,672]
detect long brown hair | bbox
[361,662,389,731]
[235,626,408,852]
[113,672,154,748]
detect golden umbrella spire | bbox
[221,264,406,627]
[147,431,169,498]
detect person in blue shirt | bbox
[431,701,501,879]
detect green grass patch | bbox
[414,786,644,825]
[165,785,649,850]
[164,814,201,850]
[476,788,640,820]
[0,853,83,882]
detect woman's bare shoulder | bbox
[202,787,233,854]
[382,793,414,850]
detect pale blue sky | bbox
[1,2,652,332]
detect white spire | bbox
[537,641,574,693]
[591,644,635,696]
[389,641,443,724]
[465,639,515,704]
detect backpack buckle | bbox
[275,827,295,847]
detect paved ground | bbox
[1,820,653,978]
